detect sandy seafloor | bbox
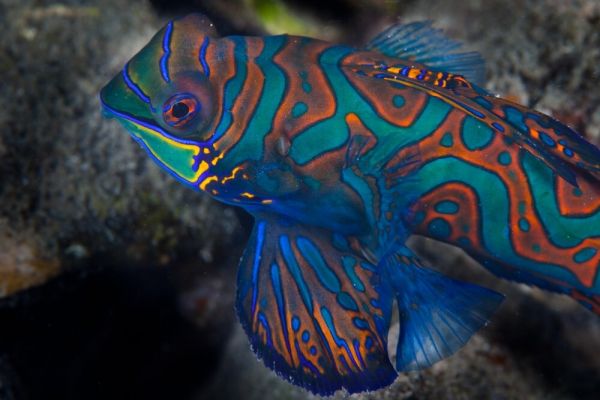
[0,0,599,399]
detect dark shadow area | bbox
[492,299,600,400]
[0,261,228,400]
[412,237,600,400]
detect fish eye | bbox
[162,93,201,128]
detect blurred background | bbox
[0,0,599,399]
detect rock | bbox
[0,0,241,295]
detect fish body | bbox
[100,14,600,395]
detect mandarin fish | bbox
[100,14,600,395]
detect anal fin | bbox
[381,248,504,371]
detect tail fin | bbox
[381,248,504,371]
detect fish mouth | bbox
[100,94,162,138]
[99,86,155,131]
[99,88,116,119]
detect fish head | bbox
[100,14,220,189]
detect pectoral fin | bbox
[236,215,396,395]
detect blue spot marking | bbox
[352,317,370,330]
[310,346,317,355]
[121,63,151,105]
[251,222,266,317]
[574,247,597,263]
[293,339,320,375]
[296,237,341,293]
[462,116,494,150]
[337,292,359,311]
[292,102,308,118]
[199,36,210,77]
[160,21,173,82]
[518,218,530,232]
[434,200,459,214]
[440,132,453,147]
[498,151,512,165]
[280,236,313,313]
[539,131,556,147]
[492,122,505,132]
[365,336,373,350]
[455,99,486,118]
[302,330,310,343]
[573,187,582,197]
[504,107,529,132]
[563,147,574,157]
[302,81,312,93]
[392,95,405,108]
[342,256,365,292]
[292,316,300,332]
[428,218,451,239]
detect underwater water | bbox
[1,0,599,399]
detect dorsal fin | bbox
[366,21,486,86]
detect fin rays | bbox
[381,251,504,371]
[366,21,486,85]
[236,216,396,395]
